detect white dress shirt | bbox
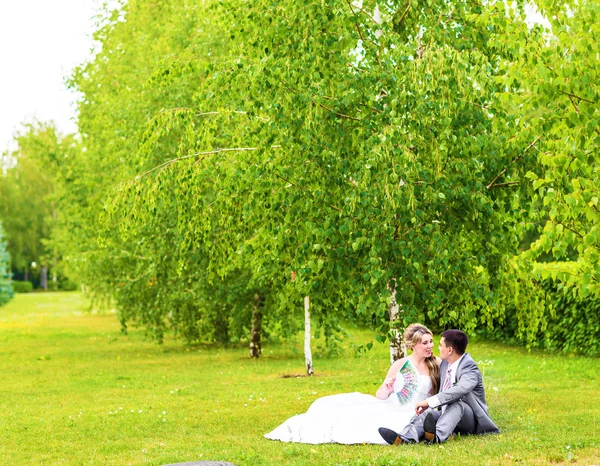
[427,354,465,408]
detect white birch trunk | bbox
[304,296,314,376]
[388,280,405,364]
[40,265,48,290]
[249,294,264,359]
[52,209,57,285]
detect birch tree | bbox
[105,0,536,345]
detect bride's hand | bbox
[384,376,396,389]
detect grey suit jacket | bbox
[437,353,499,434]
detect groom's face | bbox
[439,337,451,361]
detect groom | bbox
[379,329,499,444]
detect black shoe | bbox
[378,427,404,445]
[423,412,438,443]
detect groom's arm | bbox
[415,361,480,414]
[432,360,480,407]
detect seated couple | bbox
[264,324,499,445]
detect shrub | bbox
[12,281,34,293]
[488,276,600,357]
[43,277,79,292]
[59,279,79,291]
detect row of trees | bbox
[0,123,78,290]
[1,0,597,361]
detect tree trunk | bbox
[52,209,57,285]
[304,296,314,376]
[213,305,229,345]
[249,293,264,359]
[388,280,405,363]
[40,265,48,290]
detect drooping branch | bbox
[343,0,381,53]
[195,110,270,122]
[464,100,491,110]
[567,94,580,114]
[276,76,364,121]
[349,3,380,24]
[559,90,595,104]
[487,181,520,189]
[274,172,343,213]
[555,220,584,239]
[513,136,542,164]
[132,145,282,181]
[486,168,508,190]
[397,3,412,26]
[486,136,541,190]
[344,0,367,44]
[317,102,361,121]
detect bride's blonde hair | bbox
[404,323,440,395]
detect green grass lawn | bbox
[1,292,598,465]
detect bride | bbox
[264,323,440,444]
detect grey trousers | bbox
[400,401,476,443]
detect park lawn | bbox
[0,293,598,466]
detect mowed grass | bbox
[0,293,598,466]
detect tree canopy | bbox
[6,0,592,353]
[68,0,542,348]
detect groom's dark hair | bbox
[441,329,468,355]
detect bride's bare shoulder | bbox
[389,357,407,370]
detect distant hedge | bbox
[48,279,79,292]
[488,280,600,357]
[539,282,600,356]
[12,281,33,293]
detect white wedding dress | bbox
[264,364,432,444]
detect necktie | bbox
[442,366,452,391]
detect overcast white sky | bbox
[0,0,104,154]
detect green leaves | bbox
[58,0,600,349]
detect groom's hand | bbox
[414,400,429,416]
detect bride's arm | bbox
[376,358,406,400]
